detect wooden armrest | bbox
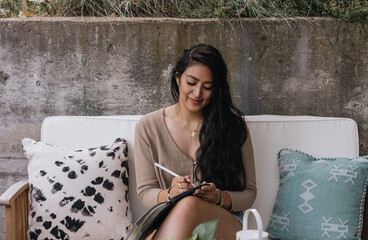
[0,179,29,206]
[0,179,29,240]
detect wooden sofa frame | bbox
[0,180,29,240]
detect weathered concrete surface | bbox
[0,17,368,238]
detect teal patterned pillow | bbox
[266,149,368,240]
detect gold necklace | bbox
[175,104,202,141]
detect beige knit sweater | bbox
[134,108,257,212]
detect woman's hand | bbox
[193,181,219,204]
[170,175,192,198]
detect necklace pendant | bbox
[190,131,196,138]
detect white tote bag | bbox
[236,209,269,240]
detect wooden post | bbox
[22,0,27,11]
[0,180,30,240]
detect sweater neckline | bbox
[161,107,197,163]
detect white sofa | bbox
[1,114,367,239]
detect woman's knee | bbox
[170,196,208,220]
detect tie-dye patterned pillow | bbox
[266,148,368,240]
[22,138,132,240]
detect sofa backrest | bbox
[41,115,359,228]
[243,115,358,228]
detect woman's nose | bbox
[193,87,201,98]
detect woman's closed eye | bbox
[186,81,213,90]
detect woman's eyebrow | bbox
[186,74,213,84]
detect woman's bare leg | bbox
[152,196,242,240]
[146,230,155,240]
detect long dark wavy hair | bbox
[171,44,247,191]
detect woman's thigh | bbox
[153,196,242,240]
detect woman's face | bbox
[177,64,213,113]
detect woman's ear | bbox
[175,72,180,85]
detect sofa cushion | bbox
[23,137,132,240]
[266,148,368,240]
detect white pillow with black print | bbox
[23,137,132,240]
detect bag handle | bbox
[242,209,263,239]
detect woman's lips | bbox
[189,98,202,104]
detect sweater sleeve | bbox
[134,117,162,209]
[225,127,257,212]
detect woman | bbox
[134,44,256,239]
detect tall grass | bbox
[1,0,368,24]
[0,0,21,17]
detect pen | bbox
[154,163,196,187]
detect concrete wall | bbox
[1,17,368,238]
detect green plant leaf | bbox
[186,232,199,240]
[187,218,219,240]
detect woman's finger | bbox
[194,182,219,203]
[178,182,192,189]
[174,187,185,195]
[201,182,215,191]
[184,175,191,183]
[170,176,193,197]
[172,176,186,185]
[194,190,217,202]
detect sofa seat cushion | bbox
[267,148,368,240]
[23,138,132,240]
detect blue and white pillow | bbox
[267,149,368,240]
[23,138,132,240]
